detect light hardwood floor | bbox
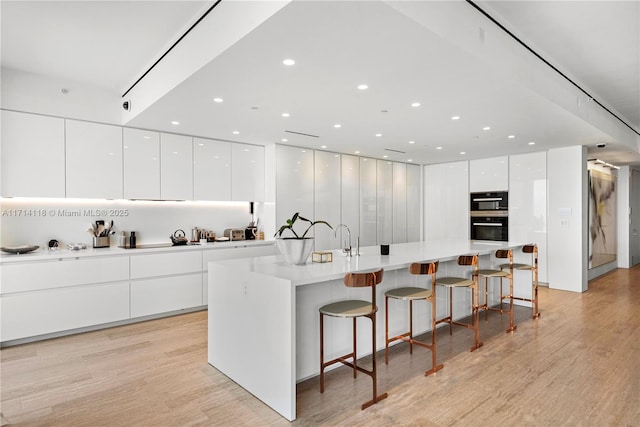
[2,265,639,426]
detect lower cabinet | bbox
[130,273,203,318]
[0,281,129,342]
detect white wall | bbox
[1,67,122,125]
[0,198,258,248]
[547,146,588,292]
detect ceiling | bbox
[2,0,638,167]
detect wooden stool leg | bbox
[409,300,414,355]
[484,277,489,321]
[470,284,483,352]
[448,287,453,335]
[533,268,541,319]
[424,295,444,377]
[361,314,388,410]
[352,318,357,378]
[506,275,517,333]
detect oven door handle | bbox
[472,222,503,226]
[472,197,502,202]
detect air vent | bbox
[284,130,319,138]
[385,148,406,154]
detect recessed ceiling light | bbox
[508,135,515,139]
[357,84,368,90]
[213,98,223,103]
[528,141,536,145]
[198,143,204,146]
[407,159,413,162]
[411,102,421,107]
[171,121,180,125]
[232,131,240,135]
[172,151,178,155]
[436,146,443,150]
[482,126,491,131]
[408,140,415,144]
[283,59,295,66]
[282,113,290,117]
[383,155,388,158]
[301,150,306,153]
[143,136,151,139]
[460,151,466,155]
[451,116,460,120]
[334,124,342,128]
[281,138,288,142]
[243,148,250,152]
[375,133,382,137]
[321,145,327,149]
[355,151,360,154]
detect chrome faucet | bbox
[334,224,352,257]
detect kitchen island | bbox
[208,239,524,421]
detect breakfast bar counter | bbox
[207,239,523,421]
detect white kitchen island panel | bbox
[208,240,523,421]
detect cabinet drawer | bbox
[0,281,129,342]
[130,251,202,279]
[1,256,130,294]
[130,273,203,317]
[202,244,275,271]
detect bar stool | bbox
[500,244,540,319]
[384,261,444,377]
[319,269,388,410]
[475,249,516,333]
[435,255,483,352]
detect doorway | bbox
[631,168,640,266]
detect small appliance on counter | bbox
[224,229,245,241]
[245,201,258,240]
[170,229,189,246]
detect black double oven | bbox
[470,191,508,242]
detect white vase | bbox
[276,238,314,265]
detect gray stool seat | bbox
[437,277,475,287]
[385,287,433,300]
[500,262,534,271]
[320,300,375,317]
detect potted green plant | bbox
[275,212,332,265]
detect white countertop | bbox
[0,239,275,263]
[209,239,522,286]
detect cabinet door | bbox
[314,151,341,250]
[66,120,123,199]
[1,110,65,197]
[232,143,264,201]
[1,281,129,342]
[161,133,193,200]
[130,273,203,318]
[123,128,160,199]
[193,138,231,201]
[360,158,377,246]
[341,155,360,247]
[469,156,509,192]
[275,145,314,237]
[406,164,421,242]
[130,251,202,279]
[392,162,407,243]
[377,160,393,245]
[424,161,469,240]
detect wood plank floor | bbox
[2,265,639,426]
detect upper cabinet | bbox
[232,143,264,202]
[1,110,65,197]
[66,120,123,199]
[406,164,421,242]
[359,158,377,247]
[341,154,360,247]
[314,151,341,251]
[392,162,408,244]
[377,160,393,245]
[193,138,231,201]
[469,156,509,192]
[275,145,314,236]
[160,133,193,200]
[424,161,469,240]
[123,128,160,200]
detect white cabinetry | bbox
[360,158,377,247]
[406,164,421,242]
[341,155,360,247]
[123,128,160,199]
[392,162,407,243]
[314,151,341,250]
[275,145,314,236]
[66,120,123,199]
[130,251,203,317]
[509,151,548,283]
[424,161,469,240]
[469,156,509,192]
[160,133,193,200]
[0,256,130,341]
[377,160,393,244]
[1,110,65,197]
[232,143,264,201]
[193,138,231,201]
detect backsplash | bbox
[0,198,268,248]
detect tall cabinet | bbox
[123,128,160,200]
[314,151,341,250]
[424,161,469,240]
